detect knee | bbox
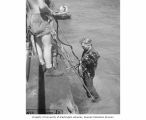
[42,34,52,46]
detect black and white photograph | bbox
[26,0,120,114]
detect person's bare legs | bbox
[41,34,63,76]
[35,33,63,76]
[42,34,52,69]
[36,37,45,66]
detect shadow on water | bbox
[38,65,46,114]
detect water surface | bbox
[54,0,120,114]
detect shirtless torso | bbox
[27,0,49,14]
[27,0,55,35]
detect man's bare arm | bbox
[38,0,55,15]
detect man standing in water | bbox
[27,0,63,76]
[80,38,100,102]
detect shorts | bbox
[29,14,54,36]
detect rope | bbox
[50,2,96,100]
[55,20,80,61]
